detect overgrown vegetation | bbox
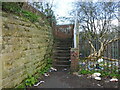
[25,75,38,87]
[78,69,120,79]
[2,2,22,14]
[2,2,40,23]
[31,1,56,26]
[16,58,52,88]
[78,58,120,79]
[21,10,39,22]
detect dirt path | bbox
[33,69,118,88]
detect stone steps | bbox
[54,61,71,65]
[54,47,71,50]
[53,57,70,61]
[53,38,73,69]
[54,64,70,68]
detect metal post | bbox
[74,11,77,48]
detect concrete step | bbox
[54,38,73,42]
[54,61,71,65]
[53,57,70,61]
[54,59,71,62]
[54,47,71,50]
[53,57,70,59]
[53,50,70,53]
[54,45,72,48]
[55,42,72,45]
[54,60,70,62]
[53,38,73,69]
[53,53,70,57]
[54,64,70,67]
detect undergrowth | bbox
[16,58,52,88]
[2,2,39,23]
[78,69,120,79]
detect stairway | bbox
[53,38,73,70]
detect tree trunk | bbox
[87,41,104,60]
[87,37,120,61]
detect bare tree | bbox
[29,0,56,25]
[74,2,120,61]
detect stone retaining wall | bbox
[0,11,53,88]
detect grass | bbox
[2,2,39,23]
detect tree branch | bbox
[88,40,96,52]
[102,57,118,61]
[104,37,120,47]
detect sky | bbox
[52,0,75,25]
[28,0,75,24]
[53,0,74,17]
[28,0,119,25]
[51,0,119,25]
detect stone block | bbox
[2,79,14,88]
[1,52,14,62]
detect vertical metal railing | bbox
[79,34,119,74]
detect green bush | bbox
[25,75,38,87]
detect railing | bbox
[79,36,119,75]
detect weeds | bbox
[25,75,38,87]
[78,69,120,79]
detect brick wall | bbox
[70,48,79,72]
[0,11,53,88]
[54,24,74,39]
